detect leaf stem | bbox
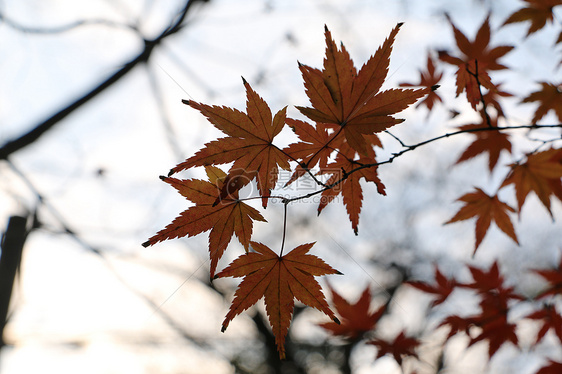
[467,59,493,128]
[280,200,288,257]
[273,143,330,187]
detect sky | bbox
[1,0,561,373]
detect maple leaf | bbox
[500,148,562,217]
[536,360,562,374]
[533,257,562,298]
[317,145,386,234]
[525,304,562,344]
[318,283,385,340]
[399,54,443,111]
[461,261,524,308]
[440,262,522,358]
[215,242,340,359]
[482,82,513,118]
[454,116,512,172]
[462,261,504,293]
[296,24,429,155]
[468,314,518,358]
[170,79,290,208]
[368,331,420,366]
[521,82,562,124]
[142,166,266,278]
[445,188,519,253]
[408,266,457,306]
[441,305,519,358]
[502,0,562,37]
[282,118,345,186]
[439,15,513,108]
[439,315,472,339]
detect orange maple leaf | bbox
[399,54,443,111]
[142,166,266,278]
[296,24,429,155]
[317,145,386,234]
[521,82,562,124]
[454,116,512,172]
[500,148,562,217]
[481,82,513,118]
[170,79,290,208]
[215,242,340,359]
[318,283,385,340]
[445,187,518,253]
[439,15,513,108]
[282,118,345,186]
[503,0,562,37]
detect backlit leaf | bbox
[319,283,385,340]
[215,242,340,359]
[171,80,290,207]
[296,24,429,155]
[445,188,518,253]
[142,166,266,278]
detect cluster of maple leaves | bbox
[144,1,562,371]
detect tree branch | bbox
[0,0,208,161]
[235,123,562,205]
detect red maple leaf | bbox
[368,331,420,366]
[442,314,518,358]
[462,261,504,293]
[215,242,340,359]
[439,315,472,339]
[461,261,524,304]
[536,360,562,374]
[445,188,519,253]
[533,257,562,298]
[465,262,523,326]
[318,283,385,340]
[441,262,522,358]
[399,54,443,111]
[468,314,518,358]
[525,304,562,344]
[439,15,513,108]
[521,82,562,124]
[503,0,562,37]
[408,266,457,306]
[296,24,429,155]
[454,115,513,172]
[500,148,562,217]
[170,79,290,208]
[441,303,519,359]
[142,166,266,278]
